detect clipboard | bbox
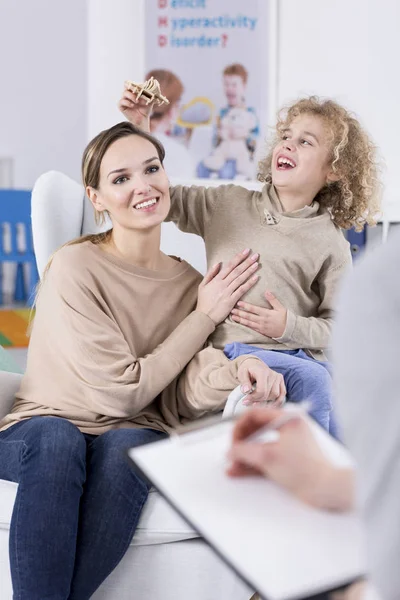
[127,414,365,600]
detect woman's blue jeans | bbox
[0,416,164,599]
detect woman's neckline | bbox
[84,240,190,280]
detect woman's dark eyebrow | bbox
[107,168,128,178]
[107,157,159,178]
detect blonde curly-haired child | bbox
[120,89,381,437]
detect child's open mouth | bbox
[277,155,296,170]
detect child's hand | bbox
[231,291,287,338]
[118,84,154,131]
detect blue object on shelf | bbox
[0,189,39,306]
[345,227,367,259]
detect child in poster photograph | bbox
[199,63,260,180]
[144,0,269,181]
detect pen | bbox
[244,401,312,444]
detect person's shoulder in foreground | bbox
[333,231,400,600]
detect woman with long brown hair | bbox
[0,121,281,599]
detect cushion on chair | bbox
[0,483,198,546]
[0,372,22,531]
[0,481,18,531]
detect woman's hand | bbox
[227,407,354,511]
[237,359,286,405]
[118,84,153,131]
[231,291,287,338]
[196,249,260,325]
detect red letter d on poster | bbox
[158,35,168,47]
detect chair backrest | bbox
[31,171,106,277]
[0,190,34,262]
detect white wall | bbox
[87,0,145,139]
[278,0,400,198]
[0,0,87,188]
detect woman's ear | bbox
[86,186,106,213]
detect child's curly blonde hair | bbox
[258,97,382,231]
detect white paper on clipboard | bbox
[128,415,365,600]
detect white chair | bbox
[0,171,256,599]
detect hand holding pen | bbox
[226,403,354,511]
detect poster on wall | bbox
[144,0,276,181]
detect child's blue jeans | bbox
[224,342,339,438]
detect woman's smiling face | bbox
[88,134,170,231]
